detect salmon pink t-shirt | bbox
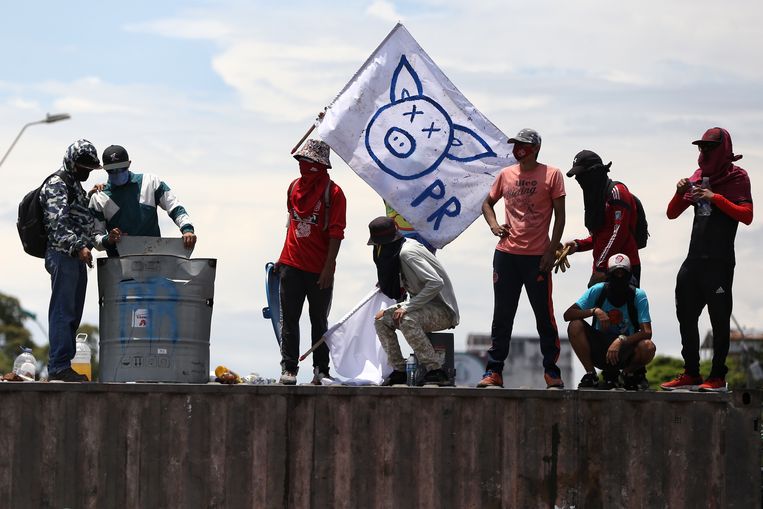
[489,163,565,255]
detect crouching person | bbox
[368,217,458,386]
[563,253,655,390]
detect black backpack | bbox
[17,170,74,258]
[608,181,649,249]
[593,283,640,330]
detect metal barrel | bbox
[97,255,216,382]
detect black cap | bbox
[367,216,403,245]
[102,145,130,171]
[566,150,612,177]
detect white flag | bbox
[323,288,395,385]
[316,23,515,248]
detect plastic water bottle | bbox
[697,177,712,216]
[72,333,92,381]
[13,347,37,381]
[406,353,417,386]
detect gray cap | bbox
[508,128,542,145]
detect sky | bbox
[1,0,762,385]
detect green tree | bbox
[647,353,761,390]
[0,292,41,374]
[1,291,99,378]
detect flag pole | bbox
[291,111,325,154]
[298,288,383,361]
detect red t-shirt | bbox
[278,180,346,274]
[489,163,566,255]
[575,182,640,271]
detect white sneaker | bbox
[279,370,297,385]
[311,367,334,385]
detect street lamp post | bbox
[0,112,71,168]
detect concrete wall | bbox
[0,384,758,509]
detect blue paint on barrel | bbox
[97,255,216,382]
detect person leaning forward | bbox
[369,217,459,387]
[478,128,566,389]
[563,253,655,390]
[277,139,346,386]
[88,144,197,256]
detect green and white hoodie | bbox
[89,171,194,253]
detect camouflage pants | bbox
[374,300,454,371]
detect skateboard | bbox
[262,262,282,346]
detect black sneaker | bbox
[381,370,407,386]
[623,372,650,391]
[49,367,89,382]
[418,368,453,386]
[578,372,599,389]
[594,371,620,390]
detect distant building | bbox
[455,333,573,388]
[700,329,763,361]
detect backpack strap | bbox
[287,178,332,232]
[322,180,332,231]
[593,282,640,332]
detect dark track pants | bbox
[279,264,332,373]
[486,251,561,377]
[675,259,734,378]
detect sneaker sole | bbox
[660,385,700,391]
[697,386,728,393]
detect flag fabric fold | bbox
[316,23,515,248]
[323,288,396,385]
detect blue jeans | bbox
[45,249,87,375]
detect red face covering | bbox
[290,159,330,217]
[512,143,535,162]
[684,127,751,204]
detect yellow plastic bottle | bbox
[72,333,92,381]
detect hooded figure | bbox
[563,150,641,286]
[662,127,754,393]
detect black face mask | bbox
[576,168,611,232]
[373,238,404,300]
[73,165,91,182]
[606,272,631,307]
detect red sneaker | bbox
[477,370,503,388]
[544,373,565,390]
[697,377,728,392]
[660,372,703,391]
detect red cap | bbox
[692,127,723,145]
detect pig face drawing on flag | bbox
[365,55,496,181]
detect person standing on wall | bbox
[561,150,642,287]
[661,127,753,392]
[277,139,346,385]
[42,139,102,382]
[477,128,566,389]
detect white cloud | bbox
[367,0,403,23]
[7,97,38,110]
[125,18,232,40]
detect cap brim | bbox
[293,154,331,169]
[566,166,587,177]
[691,140,721,146]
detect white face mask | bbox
[108,169,130,186]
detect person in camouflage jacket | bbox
[40,139,101,382]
